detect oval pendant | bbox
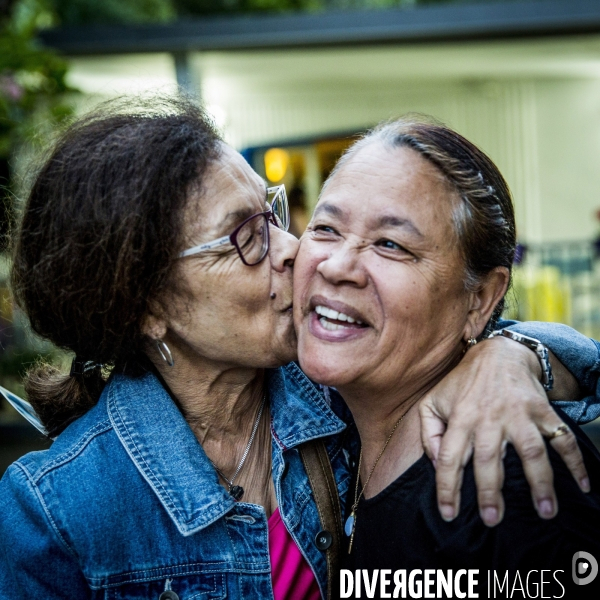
[344,514,355,537]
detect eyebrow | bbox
[313,202,346,220]
[313,203,423,238]
[221,207,256,230]
[375,214,423,238]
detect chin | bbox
[297,347,355,388]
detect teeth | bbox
[315,305,363,325]
[315,305,337,319]
[320,318,345,331]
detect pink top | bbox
[268,508,322,600]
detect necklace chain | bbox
[347,411,406,553]
[210,392,267,500]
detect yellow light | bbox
[264,148,289,182]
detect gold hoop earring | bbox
[155,339,174,367]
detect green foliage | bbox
[50,0,175,26]
[0,0,74,160]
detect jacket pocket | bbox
[105,573,226,600]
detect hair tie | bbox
[70,358,102,377]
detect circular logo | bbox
[572,551,598,585]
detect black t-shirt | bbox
[339,413,600,598]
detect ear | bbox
[463,267,510,341]
[140,311,168,341]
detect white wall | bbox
[197,38,600,243]
[63,36,600,244]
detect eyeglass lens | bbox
[267,187,290,232]
[234,186,289,265]
[234,214,270,265]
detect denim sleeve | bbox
[0,463,90,598]
[496,319,600,424]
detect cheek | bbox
[202,265,271,320]
[380,268,459,332]
[397,277,469,339]
[293,241,323,305]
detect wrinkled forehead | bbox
[184,144,267,239]
[315,142,459,224]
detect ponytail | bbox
[23,362,106,437]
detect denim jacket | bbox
[501,319,600,423]
[0,363,350,599]
[0,322,599,599]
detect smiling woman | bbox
[294,117,600,596]
[296,132,509,392]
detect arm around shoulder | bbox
[500,319,600,419]
[420,321,597,528]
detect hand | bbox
[419,335,590,527]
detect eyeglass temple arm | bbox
[180,235,231,258]
[0,385,49,436]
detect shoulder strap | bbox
[299,438,343,600]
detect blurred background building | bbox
[2,0,600,469]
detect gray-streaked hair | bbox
[324,116,516,335]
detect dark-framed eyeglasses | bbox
[179,185,290,266]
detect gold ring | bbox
[546,423,570,440]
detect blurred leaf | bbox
[0,0,77,252]
[0,0,76,161]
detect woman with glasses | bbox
[0,96,598,600]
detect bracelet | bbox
[488,329,554,391]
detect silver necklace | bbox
[210,393,267,501]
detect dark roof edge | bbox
[39,0,600,56]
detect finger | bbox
[419,402,447,464]
[543,421,590,493]
[512,424,557,519]
[472,428,506,527]
[434,423,474,521]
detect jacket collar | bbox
[106,364,345,536]
[268,362,346,450]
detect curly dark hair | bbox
[10,95,222,436]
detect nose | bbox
[316,240,368,287]
[269,226,299,272]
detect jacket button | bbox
[315,530,333,550]
[159,592,179,600]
